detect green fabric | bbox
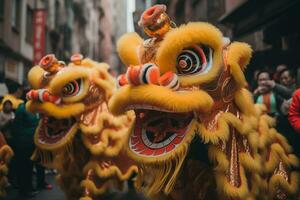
[256,95,263,104]
[256,92,278,114]
[11,103,39,148]
[269,93,277,113]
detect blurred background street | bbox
[5,175,64,200]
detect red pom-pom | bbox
[39,54,57,69]
[159,71,179,90]
[126,65,141,86]
[139,63,160,85]
[117,74,128,87]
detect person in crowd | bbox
[253,70,283,117]
[279,69,297,115]
[289,88,300,134]
[273,64,287,83]
[263,68,296,115]
[288,88,300,157]
[35,164,53,190]
[264,68,296,97]
[0,82,23,111]
[261,67,299,158]
[11,89,53,197]
[0,100,15,137]
[0,100,18,189]
[11,99,39,197]
[280,69,297,89]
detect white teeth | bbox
[223,37,231,47]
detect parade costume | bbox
[0,100,15,197]
[26,54,137,200]
[109,5,300,200]
[0,134,13,197]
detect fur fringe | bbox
[269,171,299,197]
[135,142,189,197]
[215,167,249,199]
[80,179,109,196]
[31,140,74,167]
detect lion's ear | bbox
[117,32,143,66]
[226,42,252,87]
[27,66,45,89]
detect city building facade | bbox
[0,0,130,96]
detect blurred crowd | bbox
[0,84,53,198]
[251,64,300,157]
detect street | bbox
[4,175,65,200]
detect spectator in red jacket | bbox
[289,88,300,133]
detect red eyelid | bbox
[72,81,79,93]
[63,80,79,96]
[176,45,209,75]
[191,45,207,67]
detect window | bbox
[11,0,21,30]
[25,6,33,44]
[208,0,222,10]
[0,0,5,20]
[54,0,60,30]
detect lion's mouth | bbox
[127,105,194,157]
[38,116,77,144]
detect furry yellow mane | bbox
[0,135,13,197]
[26,54,137,199]
[109,4,299,200]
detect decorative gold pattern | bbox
[207,111,223,132]
[140,39,160,63]
[26,57,137,199]
[83,84,104,105]
[274,161,289,182]
[218,140,226,152]
[80,104,102,126]
[242,137,251,154]
[109,5,300,200]
[84,169,94,197]
[227,129,241,187]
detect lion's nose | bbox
[117,63,179,90]
[26,89,61,104]
[159,71,180,90]
[127,63,160,85]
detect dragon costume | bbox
[109,4,300,200]
[26,54,137,200]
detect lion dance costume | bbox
[109,4,300,200]
[26,54,137,200]
[0,135,13,197]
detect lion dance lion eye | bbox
[176,45,212,75]
[62,79,81,97]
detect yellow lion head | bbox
[26,54,137,199]
[109,5,299,200]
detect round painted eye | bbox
[62,79,81,97]
[176,45,212,75]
